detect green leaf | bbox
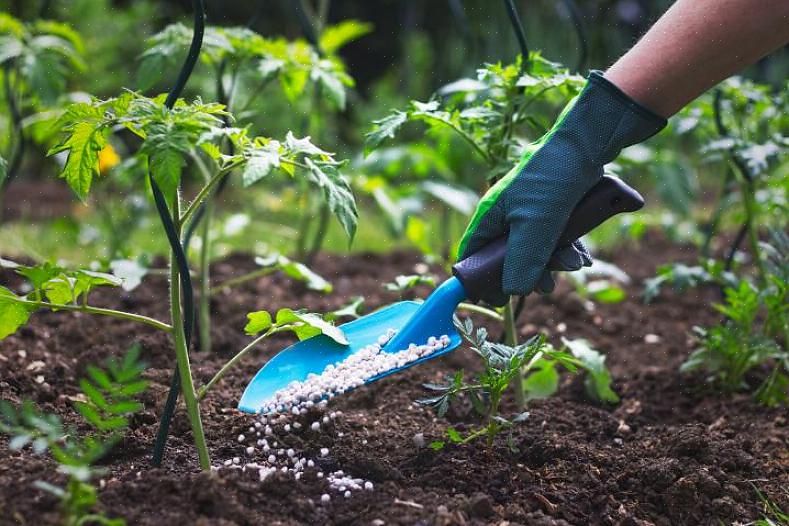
[254,254,332,293]
[242,141,281,187]
[586,280,626,304]
[257,56,284,80]
[150,149,185,199]
[522,359,560,401]
[244,311,273,335]
[303,158,357,241]
[43,276,76,304]
[365,111,407,155]
[562,338,619,404]
[48,120,107,201]
[319,20,373,54]
[16,262,64,291]
[429,441,445,451]
[274,308,348,345]
[0,286,34,340]
[384,274,436,293]
[110,259,148,292]
[328,296,364,320]
[311,63,347,110]
[446,427,463,444]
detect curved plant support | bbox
[561,0,588,73]
[150,0,207,468]
[503,0,529,72]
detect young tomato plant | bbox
[0,87,355,469]
[365,53,584,408]
[137,21,365,352]
[682,231,789,406]
[0,13,84,206]
[420,317,578,450]
[0,345,148,526]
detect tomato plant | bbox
[0,13,84,208]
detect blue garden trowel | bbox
[238,175,644,413]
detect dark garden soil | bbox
[0,234,786,525]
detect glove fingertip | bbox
[536,271,556,294]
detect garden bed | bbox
[1,235,786,525]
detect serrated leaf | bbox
[245,311,273,335]
[303,158,357,241]
[242,141,280,187]
[312,63,347,109]
[150,149,185,199]
[48,120,107,201]
[365,111,407,155]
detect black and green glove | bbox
[458,71,666,304]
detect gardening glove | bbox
[458,71,666,306]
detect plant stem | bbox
[169,200,211,470]
[457,302,504,322]
[210,267,274,296]
[180,160,242,226]
[14,299,172,332]
[503,298,526,410]
[198,197,213,353]
[306,200,330,265]
[197,328,274,400]
[741,181,768,287]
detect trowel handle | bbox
[452,175,644,306]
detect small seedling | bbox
[0,345,148,526]
[420,317,577,449]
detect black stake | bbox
[151,0,205,468]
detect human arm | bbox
[460,0,789,304]
[605,0,789,117]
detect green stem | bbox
[457,302,504,322]
[503,298,526,410]
[210,267,275,295]
[198,197,213,353]
[295,185,312,259]
[306,200,330,265]
[180,160,242,226]
[418,114,491,164]
[168,199,211,470]
[741,181,768,287]
[197,328,274,399]
[14,299,172,332]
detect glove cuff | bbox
[570,70,668,165]
[587,71,667,125]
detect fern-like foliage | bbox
[0,345,148,525]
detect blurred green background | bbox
[0,0,786,268]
